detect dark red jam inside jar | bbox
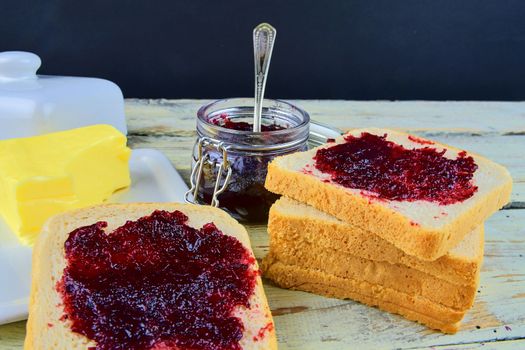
[57,210,260,350]
[193,98,310,222]
[210,113,287,132]
[313,132,478,204]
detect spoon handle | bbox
[253,23,277,132]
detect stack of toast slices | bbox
[262,127,512,333]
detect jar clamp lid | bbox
[185,98,311,211]
[185,119,343,208]
[185,98,342,213]
[185,98,342,216]
[185,137,233,208]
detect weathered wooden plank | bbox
[2,100,524,349]
[0,321,24,349]
[125,99,525,134]
[125,99,525,207]
[124,98,525,349]
[417,338,525,349]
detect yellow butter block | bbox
[0,124,131,245]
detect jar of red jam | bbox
[186,98,309,222]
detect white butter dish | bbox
[0,51,126,140]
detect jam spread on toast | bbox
[313,132,478,204]
[58,210,259,350]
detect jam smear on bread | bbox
[313,132,478,204]
[407,135,435,145]
[57,210,258,350]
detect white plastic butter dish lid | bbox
[0,51,127,140]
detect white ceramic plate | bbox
[0,148,189,325]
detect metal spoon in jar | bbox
[253,23,277,132]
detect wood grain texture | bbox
[1,99,524,350]
[124,99,525,208]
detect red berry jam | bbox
[408,135,435,145]
[209,114,286,132]
[57,210,259,350]
[313,132,478,204]
[197,114,301,222]
[196,151,281,223]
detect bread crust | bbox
[265,128,512,260]
[25,203,277,350]
[269,197,484,287]
[262,259,463,334]
[266,245,477,310]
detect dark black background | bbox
[2,0,524,100]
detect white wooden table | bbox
[0,99,524,349]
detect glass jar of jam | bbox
[186,98,310,222]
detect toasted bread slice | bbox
[265,245,477,310]
[270,197,484,287]
[25,203,277,350]
[265,128,511,260]
[262,259,464,334]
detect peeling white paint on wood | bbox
[1,99,524,350]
